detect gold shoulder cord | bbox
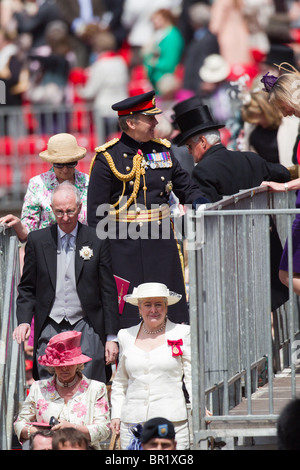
[103,151,145,215]
[151,137,171,148]
[89,138,119,177]
[89,139,147,215]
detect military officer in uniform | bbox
[87,90,209,328]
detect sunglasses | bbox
[53,161,78,169]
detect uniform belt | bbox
[115,205,170,223]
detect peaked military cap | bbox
[140,417,175,443]
[112,90,162,116]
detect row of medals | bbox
[142,153,173,193]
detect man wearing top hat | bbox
[87,90,209,329]
[172,97,291,203]
[172,97,291,312]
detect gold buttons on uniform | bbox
[123,153,127,158]
[161,176,165,181]
[126,166,131,171]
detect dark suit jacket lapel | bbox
[42,224,58,290]
[75,222,92,283]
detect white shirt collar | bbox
[57,223,78,241]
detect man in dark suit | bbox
[13,0,63,49]
[172,98,291,312]
[55,0,126,66]
[172,98,291,202]
[13,181,119,382]
[182,2,220,95]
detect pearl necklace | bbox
[56,374,79,388]
[142,320,166,335]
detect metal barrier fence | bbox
[187,186,300,449]
[0,227,26,450]
[0,103,114,211]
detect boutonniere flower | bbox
[79,246,93,260]
[167,339,183,356]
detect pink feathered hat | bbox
[38,331,92,367]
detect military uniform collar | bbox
[120,132,143,151]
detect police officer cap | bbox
[140,418,175,443]
[112,90,162,116]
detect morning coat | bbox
[192,143,291,203]
[16,222,120,378]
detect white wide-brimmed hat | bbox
[124,282,182,306]
[199,54,230,84]
[39,133,87,163]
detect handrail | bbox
[0,229,26,450]
[187,187,300,448]
[0,102,106,211]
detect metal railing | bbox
[187,187,300,449]
[0,103,113,211]
[0,226,26,450]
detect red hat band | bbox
[117,97,156,116]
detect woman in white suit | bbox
[110,282,191,450]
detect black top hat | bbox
[265,44,297,69]
[172,98,224,146]
[112,90,162,116]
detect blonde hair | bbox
[269,72,300,113]
[242,90,282,129]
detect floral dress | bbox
[21,167,89,233]
[14,375,110,449]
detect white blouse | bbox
[111,320,191,423]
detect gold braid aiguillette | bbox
[103,150,145,216]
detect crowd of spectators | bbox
[0,0,299,147]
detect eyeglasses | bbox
[53,162,78,169]
[54,209,78,218]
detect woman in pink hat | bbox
[14,331,110,450]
